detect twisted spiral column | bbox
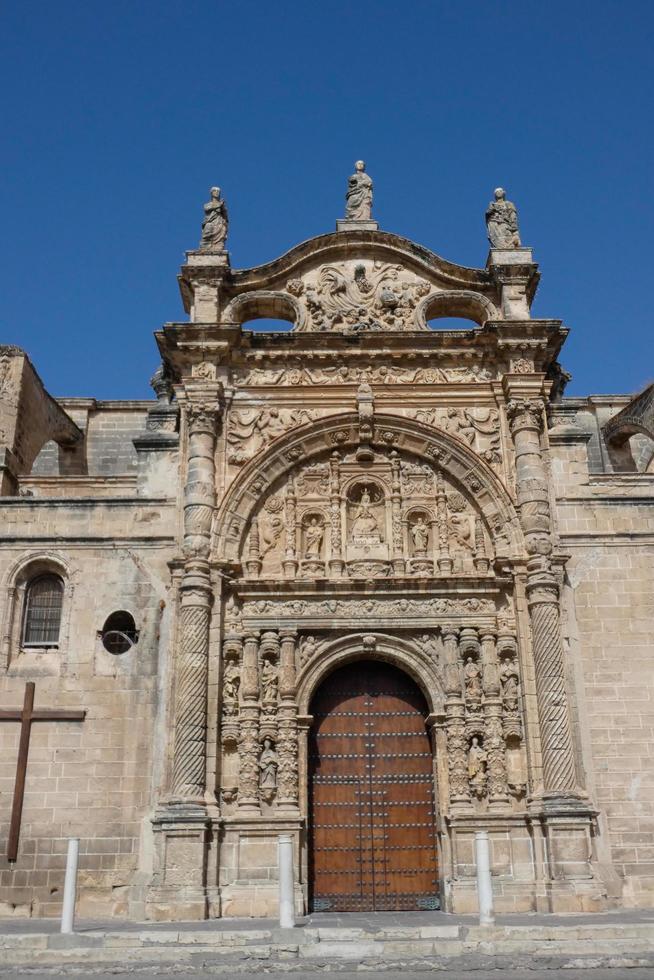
[170,390,221,803]
[171,568,212,799]
[506,392,580,800]
[527,570,578,795]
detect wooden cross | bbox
[0,682,86,862]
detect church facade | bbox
[0,174,653,920]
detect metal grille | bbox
[23,575,63,646]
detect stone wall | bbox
[551,398,654,908]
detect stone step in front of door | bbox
[1,922,654,973]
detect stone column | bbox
[171,394,221,802]
[481,629,509,810]
[277,628,300,812]
[442,627,470,811]
[506,394,579,802]
[147,390,221,921]
[238,630,261,813]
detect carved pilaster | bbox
[328,452,344,577]
[245,516,262,578]
[238,631,261,812]
[480,630,509,809]
[390,451,405,575]
[283,477,298,579]
[277,629,299,811]
[436,469,452,574]
[473,516,489,573]
[442,627,470,811]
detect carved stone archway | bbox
[213,411,523,564]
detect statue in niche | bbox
[199,186,228,251]
[464,656,483,700]
[304,518,324,558]
[259,737,278,791]
[345,160,373,221]
[468,736,487,797]
[501,660,520,709]
[350,486,382,545]
[223,659,240,713]
[486,187,521,249]
[411,516,429,554]
[261,658,278,703]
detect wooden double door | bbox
[309,660,439,911]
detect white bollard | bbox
[474,830,495,926]
[61,838,80,934]
[278,834,295,929]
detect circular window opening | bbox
[100,611,139,655]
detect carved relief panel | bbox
[241,446,494,581]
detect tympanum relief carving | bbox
[242,447,494,581]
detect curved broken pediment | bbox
[217,231,501,333]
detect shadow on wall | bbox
[241,318,294,333]
[427,317,479,332]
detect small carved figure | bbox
[486,187,521,249]
[299,634,317,667]
[223,659,240,708]
[411,516,429,554]
[259,737,278,790]
[345,161,373,221]
[351,487,382,544]
[468,736,487,797]
[501,660,520,708]
[464,656,483,700]
[199,186,228,251]
[261,658,278,703]
[304,518,324,558]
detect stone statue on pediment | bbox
[486,187,521,248]
[199,186,228,251]
[345,161,373,221]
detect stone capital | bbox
[506,397,545,434]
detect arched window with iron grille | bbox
[22,574,64,646]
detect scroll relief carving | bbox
[226,407,316,464]
[411,407,502,466]
[232,362,494,387]
[242,448,494,581]
[286,261,431,332]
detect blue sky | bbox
[2,1,652,400]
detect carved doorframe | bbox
[296,632,446,908]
